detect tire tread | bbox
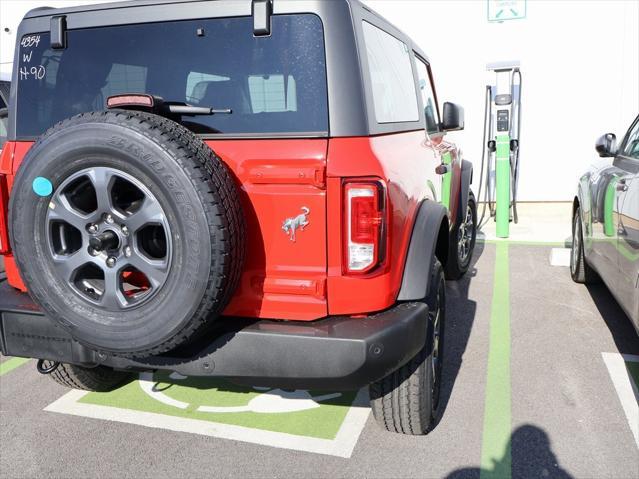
[47,362,129,392]
[369,260,445,435]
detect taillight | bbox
[0,174,9,254]
[106,94,154,109]
[344,181,386,274]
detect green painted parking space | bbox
[0,357,30,376]
[45,370,370,457]
[80,371,357,439]
[480,242,511,479]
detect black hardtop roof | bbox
[24,0,428,61]
[13,0,432,139]
[24,0,375,19]
[25,0,204,19]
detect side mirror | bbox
[0,108,7,119]
[442,102,464,131]
[595,133,617,157]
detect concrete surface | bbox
[1,240,638,479]
[477,202,573,244]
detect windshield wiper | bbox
[106,94,232,116]
[166,104,232,116]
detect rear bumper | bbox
[0,281,428,390]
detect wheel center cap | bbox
[89,230,120,252]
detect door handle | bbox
[616,179,628,192]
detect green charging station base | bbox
[495,135,511,238]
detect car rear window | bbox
[16,14,328,138]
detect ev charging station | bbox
[478,61,522,238]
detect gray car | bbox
[572,115,639,331]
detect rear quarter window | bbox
[0,115,7,150]
[361,21,418,124]
[16,15,328,138]
[0,86,7,150]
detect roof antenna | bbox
[252,0,273,37]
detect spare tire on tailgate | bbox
[9,110,245,358]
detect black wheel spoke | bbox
[125,254,169,288]
[101,268,128,309]
[49,195,92,230]
[87,167,116,216]
[127,198,165,233]
[53,249,95,282]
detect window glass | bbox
[415,58,440,135]
[16,14,328,137]
[0,115,6,150]
[0,91,6,150]
[248,75,297,113]
[186,72,229,103]
[622,121,639,159]
[362,21,418,124]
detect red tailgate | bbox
[210,139,328,321]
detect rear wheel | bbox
[46,362,130,392]
[445,192,477,280]
[571,206,597,284]
[369,259,446,434]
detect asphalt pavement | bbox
[1,242,638,479]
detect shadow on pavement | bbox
[586,283,639,355]
[445,424,573,479]
[436,240,484,426]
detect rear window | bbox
[16,14,328,138]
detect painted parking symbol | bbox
[140,371,342,413]
[45,371,370,457]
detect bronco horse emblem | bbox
[282,207,310,242]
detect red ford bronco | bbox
[0,0,476,435]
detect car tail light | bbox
[0,174,9,254]
[106,94,154,109]
[344,181,386,274]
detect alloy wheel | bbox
[457,203,475,264]
[571,214,580,275]
[45,167,172,311]
[430,281,444,409]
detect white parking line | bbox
[549,248,571,267]
[45,388,371,458]
[602,352,639,449]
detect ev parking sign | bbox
[488,0,526,22]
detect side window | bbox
[0,89,7,150]
[415,58,440,135]
[0,118,6,150]
[362,21,418,124]
[621,120,639,159]
[0,110,6,151]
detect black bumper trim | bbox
[0,281,428,390]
